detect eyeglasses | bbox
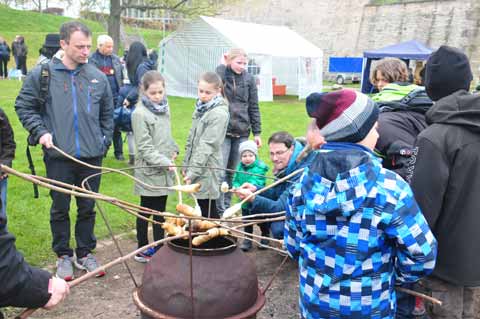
[269,149,290,158]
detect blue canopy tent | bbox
[361,40,433,93]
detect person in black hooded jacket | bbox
[371,58,433,183]
[0,200,69,317]
[215,48,262,215]
[411,45,480,319]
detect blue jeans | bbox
[270,221,284,239]
[218,136,248,213]
[0,178,7,223]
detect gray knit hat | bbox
[238,140,258,158]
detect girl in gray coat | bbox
[132,71,179,263]
[182,72,229,219]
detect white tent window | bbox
[159,16,323,101]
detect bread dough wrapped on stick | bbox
[169,183,201,193]
[165,216,186,227]
[162,222,185,236]
[192,228,229,246]
[176,203,201,217]
[192,220,217,231]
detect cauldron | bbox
[133,236,266,318]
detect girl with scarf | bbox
[182,72,229,219]
[131,71,179,263]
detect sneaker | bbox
[56,255,74,281]
[240,240,253,252]
[75,253,106,277]
[134,247,156,263]
[115,154,125,161]
[258,238,270,250]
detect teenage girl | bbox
[131,70,179,262]
[182,72,229,219]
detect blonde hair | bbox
[226,48,247,63]
[370,58,409,87]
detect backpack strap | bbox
[38,62,50,113]
[26,62,50,198]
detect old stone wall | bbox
[219,0,480,79]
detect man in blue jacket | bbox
[15,21,113,281]
[235,131,316,241]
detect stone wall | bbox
[219,0,480,79]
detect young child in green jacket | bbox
[232,140,269,251]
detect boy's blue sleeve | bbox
[284,183,304,261]
[384,183,437,283]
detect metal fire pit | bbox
[133,236,266,319]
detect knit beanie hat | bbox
[43,34,61,49]
[424,45,473,101]
[306,89,378,143]
[238,140,258,158]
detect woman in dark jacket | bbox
[117,41,157,165]
[216,48,262,214]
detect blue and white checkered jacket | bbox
[285,143,437,319]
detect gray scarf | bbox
[195,94,223,116]
[141,95,169,114]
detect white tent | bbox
[159,16,323,101]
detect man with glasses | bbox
[235,131,318,240]
[15,21,113,281]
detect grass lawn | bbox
[0,78,311,267]
[0,5,165,71]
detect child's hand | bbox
[183,176,191,185]
[234,188,255,202]
[220,53,228,65]
[254,135,262,148]
[240,182,257,192]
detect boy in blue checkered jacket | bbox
[285,89,437,319]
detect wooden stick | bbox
[15,233,203,319]
[223,168,304,219]
[396,286,442,306]
[173,168,183,204]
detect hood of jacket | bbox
[303,143,380,218]
[426,90,480,132]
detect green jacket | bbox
[232,159,269,208]
[132,101,179,196]
[183,99,229,199]
[371,83,419,102]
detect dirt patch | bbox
[9,236,299,319]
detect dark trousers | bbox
[218,136,248,213]
[16,56,27,75]
[44,155,102,258]
[242,208,269,237]
[198,199,218,219]
[112,125,123,157]
[0,58,8,78]
[137,196,166,248]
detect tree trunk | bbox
[108,0,122,54]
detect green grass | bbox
[0,5,165,70]
[0,78,310,266]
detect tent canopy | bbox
[361,40,433,93]
[159,16,323,101]
[201,16,322,58]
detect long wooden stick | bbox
[396,286,442,306]
[15,233,201,319]
[223,168,304,218]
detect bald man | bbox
[89,35,125,160]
